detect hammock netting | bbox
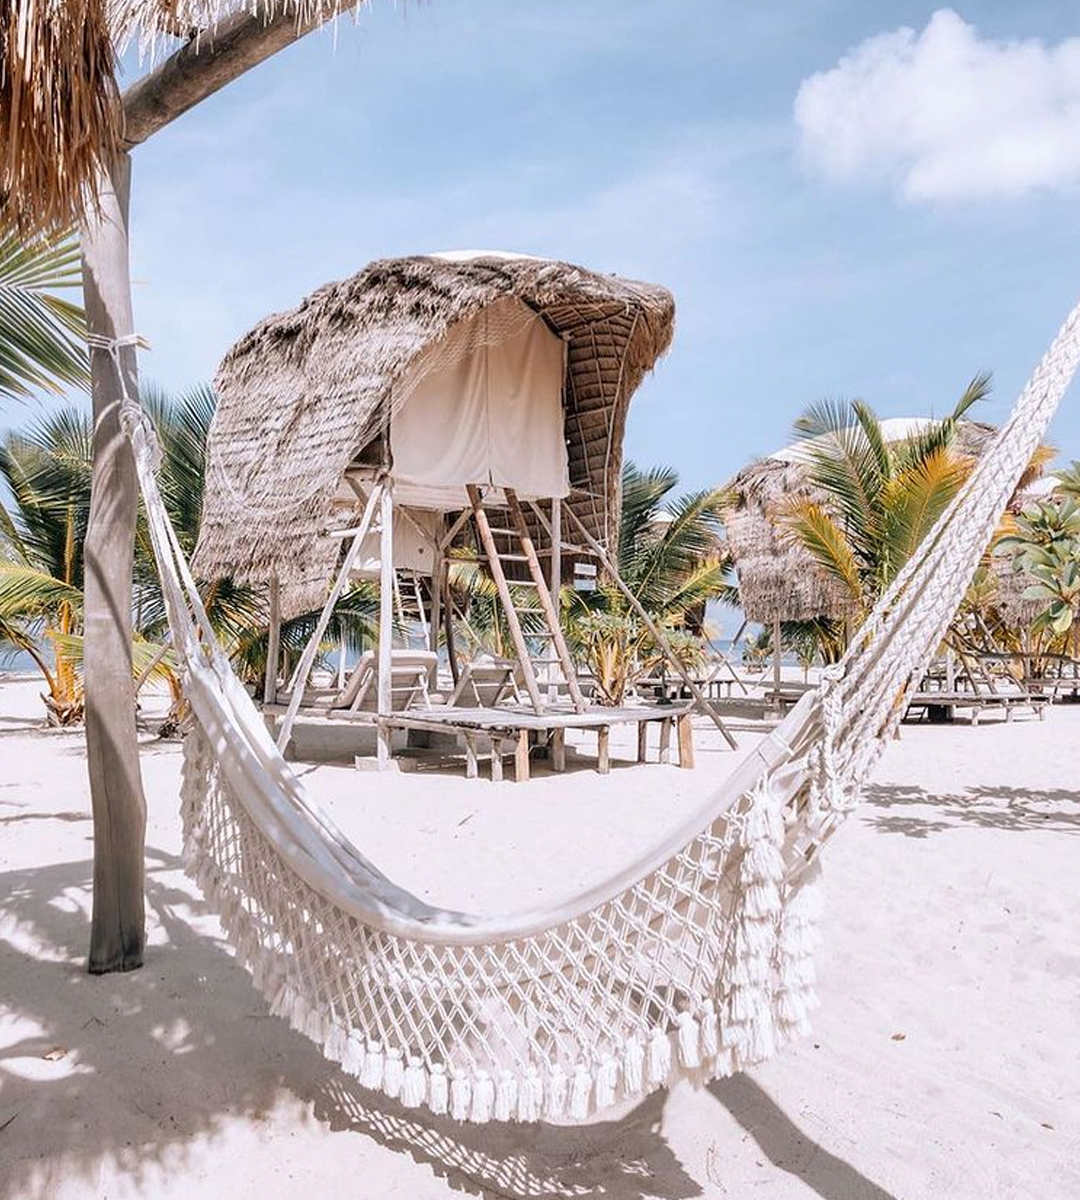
[115,295,1080,1123]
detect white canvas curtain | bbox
[390,296,569,508]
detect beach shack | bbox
[194,251,725,776]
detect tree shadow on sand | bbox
[0,848,699,1200]
[1,843,900,1200]
[863,782,1080,840]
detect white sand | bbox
[1,673,1077,1199]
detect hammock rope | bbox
[107,295,1080,1122]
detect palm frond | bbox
[776,497,862,606]
[0,224,88,399]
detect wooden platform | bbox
[905,690,1049,725]
[372,703,696,782]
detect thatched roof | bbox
[1,1,355,233]
[194,252,674,617]
[724,418,1000,625]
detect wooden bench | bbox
[905,690,1049,726]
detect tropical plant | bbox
[564,462,735,704]
[0,408,93,722]
[0,223,87,401]
[776,378,991,626]
[998,497,1080,647]
[0,385,379,724]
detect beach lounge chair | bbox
[445,656,520,708]
[278,649,437,714]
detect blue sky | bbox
[13,2,1080,490]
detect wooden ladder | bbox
[466,484,586,714]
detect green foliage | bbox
[779,379,989,622]
[998,498,1080,640]
[0,223,88,400]
[564,461,735,704]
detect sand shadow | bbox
[708,1076,899,1200]
[863,782,1080,839]
[0,851,700,1200]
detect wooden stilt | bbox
[677,712,695,769]
[464,733,478,780]
[263,573,281,706]
[514,729,531,782]
[637,721,649,764]
[772,616,783,697]
[490,738,504,783]
[597,726,611,774]
[551,727,566,772]
[659,718,672,764]
[377,483,394,768]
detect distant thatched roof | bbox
[724,418,1000,624]
[194,252,674,617]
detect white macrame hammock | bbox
[111,298,1080,1124]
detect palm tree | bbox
[0,408,92,722]
[565,462,735,704]
[777,378,991,625]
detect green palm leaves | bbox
[0,224,87,400]
[778,376,990,622]
[566,462,734,704]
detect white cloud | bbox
[794,9,1080,201]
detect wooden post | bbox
[489,738,504,783]
[551,727,566,772]
[597,725,611,774]
[428,542,443,691]
[377,483,395,766]
[677,712,695,769]
[80,152,147,975]
[514,729,531,782]
[549,498,562,703]
[564,505,739,749]
[772,616,783,698]
[658,718,672,765]
[263,573,281,705]
[637,721,649,764]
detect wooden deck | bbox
[373,702,696,782]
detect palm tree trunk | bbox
[80,152,147,974]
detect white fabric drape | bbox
[391,296,569,507]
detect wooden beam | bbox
[376,484,395,766]
[80,153,147,974]
[121,3,346,147]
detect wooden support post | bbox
[441,558,459,687]
[490,738,504,783]
[514,729,531,782]
[677,712,695,770]
[564,505,739,749]
[549,498,562,703]
[659,718,672,765]
[597,725,611,775]
[637,721,649,764]
[263,573,281,706]
[81,152,146,975]
[377,484,394,768]
[464,733,478,780]
[429,544,443,690]
[551,727,566,773]
[772,616,783,698]
[467,485,545,713]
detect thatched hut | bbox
[194,250,678,738]
[195,251,674,615]
[723,417,1000,629]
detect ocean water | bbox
[0,649,37,673]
